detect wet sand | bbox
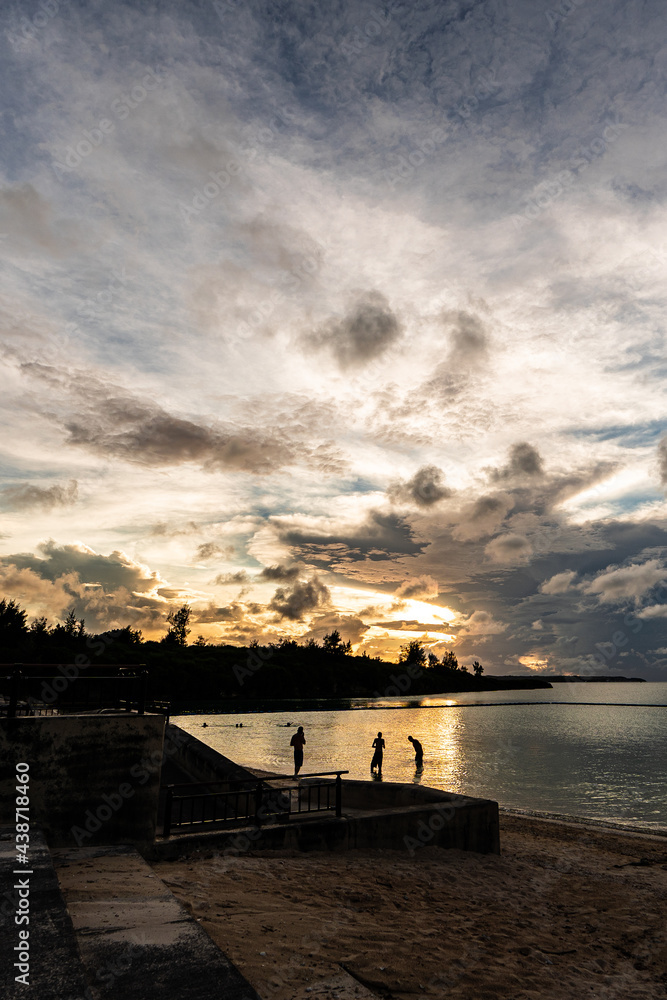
[152,814,667,999]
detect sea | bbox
[171,682,667,831]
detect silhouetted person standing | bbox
[290,725,306,776]
[371,731,385,772]
[408,735,423,768]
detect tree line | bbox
[0,599,545,705]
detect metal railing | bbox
[162,770,349,838]
[0,666,169,718]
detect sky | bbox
[1,0,667,676]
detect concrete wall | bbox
[0,714,165,847]
[166,723,257,789]
[150,783,500,860]
[328,777,459,810]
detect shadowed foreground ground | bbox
[153,814,667,1000]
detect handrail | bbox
[291,770,349,778]
[162,771,348,837]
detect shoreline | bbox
[153,811,667,1000]
[499,806,667,840]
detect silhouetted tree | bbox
[398,639,427,669]
[0,598,28,639]
[29,616,50,637]
[472,660,484,677]
[427,652,439,668]
[277,637,299,652]
[323,630,351,655]
[163,604,192,646]
[100,626,143,646]
[62,608,78,635]
[440,650,459,671]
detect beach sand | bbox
[152,814,667,999]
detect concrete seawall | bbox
[164,722,258,786]
[152,725,500,858]
[0,714,165,847]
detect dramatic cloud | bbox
[0,542,171,631]
[452,494,514,541]
[275,510,424,565]
[306,291,401,369]
[64,395,295,473]
[197,543,234,562]
[394,575,440,600]
[213,570,250,585]
[1,480,78,510]
[491,443,544,482]
[1,541,161,590]
[258,564,301,582]
[445,311,489,367]
[457,610,507,636]
[638,606,667,619]
[269,576,330,621]
[388,466,453,508]
[540,571,578,595]
[584,559,666,604]
[484,533,533,565]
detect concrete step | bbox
[51,843,262,999]
[0,828,90,1000]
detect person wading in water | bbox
[408,735,423,768]
[371,731,385,772]
[290,725,306,776]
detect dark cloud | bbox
[388,465,453,508]
[491,442,544,481]
[64,399,294,473]
[258,564,301,581]
[269,576,330,621]
[1,479,78,511]
[276,509,424,565]
[21,365,296,474]
[196,542,233,561]
[452,493,514,541]
[306,291,401,369]
[1,540,160,590]
[213,570,250,585]
[484,533,533,564]
[193,602,249,624]
[151,521,201,537]
[394,575,440,599]
[444,310,489,366]
[371,619,453,632]
[0,541,168,632]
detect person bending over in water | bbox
[371,731,385,772]
[290,725,306,776]
[408,735,423,768]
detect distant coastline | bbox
[544,675,646,683]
